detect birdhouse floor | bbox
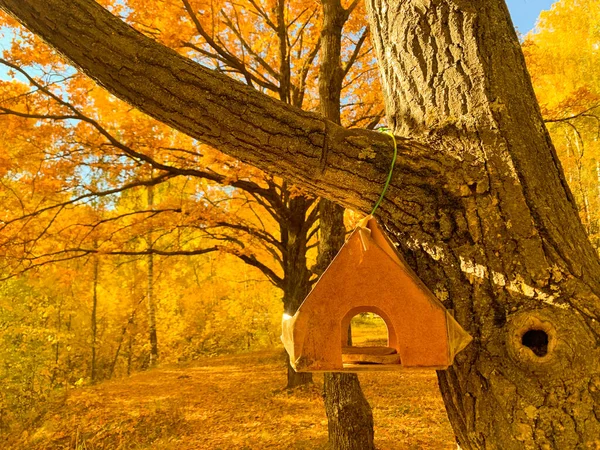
[342,346,400,365]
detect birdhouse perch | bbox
[281,216,472,372]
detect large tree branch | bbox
[0,0,443,217]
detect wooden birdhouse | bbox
[281,216,472,372]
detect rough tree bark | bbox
[2,0,600,448]
[364,1,600,447]
[318,1,375,448]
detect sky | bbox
[505,0,557,34]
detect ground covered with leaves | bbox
[5,350,455,449]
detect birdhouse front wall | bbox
[286,230,453,372]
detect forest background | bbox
[0,0,599,445]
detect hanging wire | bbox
[370,127,398,215]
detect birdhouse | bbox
[282,216,472,372]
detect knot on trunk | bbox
[506,311,560,372]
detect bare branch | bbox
[342,27,369,77]
[544,104,600,124]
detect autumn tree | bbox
[0,0,382,391]
[4,0,600,448]
[1,0,379,444]
[121,0,381,388]
[524,0,600,248]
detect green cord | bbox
[370,127,398,216]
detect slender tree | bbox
[90,253,99,383]
[145,180,159,367]
[317,0,374,448]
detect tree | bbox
[523,0,600,248]
[316,0,374,448]
[127,0,378,389]
[145,180,159,367]
[90,252,99,382]
[2,0,600,448]
[0,0,381,391]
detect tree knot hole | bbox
[521,329,548,357]
[507,313,558,369]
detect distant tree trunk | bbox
[90,255,99,383]
[127,332,134,376]
[596,160,600,206]
[146,181,158,367]
[51,298,62,386]
[283,194,314,389]
[65,313,73,382]
[318,2,375,447]
[109,296,141,379]
[285,354,311,389]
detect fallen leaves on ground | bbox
[5,350,455,449]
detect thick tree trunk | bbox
[4,0,600,447]
[364,1,600,448]
[318,2,375,448]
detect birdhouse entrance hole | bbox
[348,313,388,347]
[341,307,400,366]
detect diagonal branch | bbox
[544,105,600,124]
[234,252,284,288]
[342,27,369,77]
[0,0,443,218]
